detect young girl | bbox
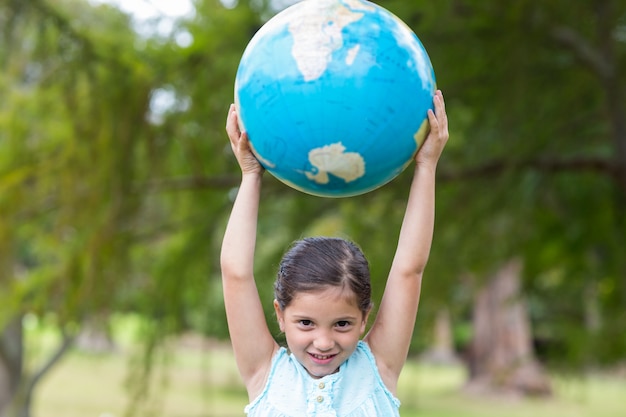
[221,91,449,416]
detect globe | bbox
[235,0,436,197]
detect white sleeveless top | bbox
[244,341,400,416]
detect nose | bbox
[313,330,335,352]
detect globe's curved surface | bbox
[235,0,436,197]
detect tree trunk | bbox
[465,259,552,397]
[421,308,459,365]
[0,318,74,417]
[0,318,23,417]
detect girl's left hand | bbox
[415,90,449,167]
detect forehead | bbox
[285,286,361,317]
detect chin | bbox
[304,363,340,378]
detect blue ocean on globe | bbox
[235,0,436,197]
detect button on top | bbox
[318,382,325,389]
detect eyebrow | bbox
[291,314,359,321]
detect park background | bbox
[1,0,625,416]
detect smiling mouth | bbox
[309,353,337,363]
[312,353,334,360]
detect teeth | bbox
[313,354,332,360]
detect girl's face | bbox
[274,286,369,379]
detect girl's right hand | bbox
[226,104,265,175]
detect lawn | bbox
[33,336,625,417]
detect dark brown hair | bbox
[274,237,373,316]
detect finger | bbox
[427,108,439,136]
[226,105,241,142]
[436,90,445,109]
[225,104,234,130]
[433,93,444,116]
[239,131,250,151]
[431,97,448,140]
[433,92,448,133]
[225,103,235,128]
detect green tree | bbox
[1,0,161,414]
[386,0,626,377]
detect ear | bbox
[273,299,285,332]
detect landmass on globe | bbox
[303,142,365,184]
[414,119,430,147]
[288,0,375,81]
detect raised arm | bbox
[365,91,449,393]
[220,105,279,399]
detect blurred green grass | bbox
[33,339,625,417]
[27,315,624,417]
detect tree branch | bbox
[439,155,618,182]
[27,0,124,67]
[21,327,75,410]
[142,175,240,192]
[550,25,614,81]
[141,174,290,193]
[140,155,618,193]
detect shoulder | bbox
[245,347,309,415]
[346,341,380,374]
[353,341,400,396]
[331,342,401,415]
[246,345,287,404]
